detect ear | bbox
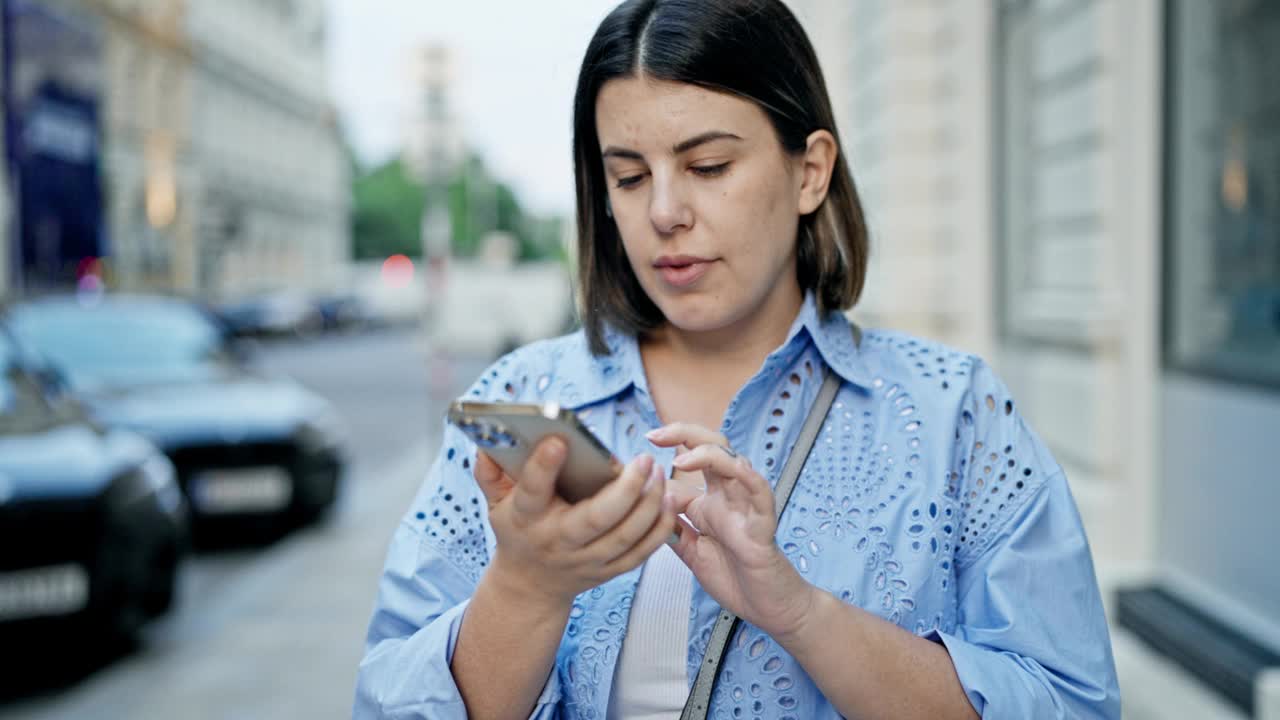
[796,129,838,215]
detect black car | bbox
[7,295,346,538]
[0,322,185,646]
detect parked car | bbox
[6,295,347,539]
[216,290,323,339]
[311,291,373,333]
[0,321,185,646]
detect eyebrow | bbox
[601,130,743,160]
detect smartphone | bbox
[447,401,620,502]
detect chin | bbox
[653,292,741,333]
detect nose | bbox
[648,172,694,236]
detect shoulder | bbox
[855,328,986,418]
[857,329,1063,563]
[856,328,1024,421]
[459,328,611,406]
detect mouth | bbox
[653,256,715,288]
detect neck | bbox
[645,284,805,372]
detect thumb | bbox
[665,480,702,515]
[666,513,703,571]
[512,437,566,516]
[473,451,514,506]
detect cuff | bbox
[355,599,564,718]
[925,628,1049,720]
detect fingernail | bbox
[672,453,690,468]
[644,461,663,492]
[541,438,566,464]
[645,428,664,440]
[635,453,655,479]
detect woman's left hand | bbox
[647,422,817,641]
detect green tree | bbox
[350,152,564,262]
[350,158,425,260]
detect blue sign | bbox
[2,0,104,291]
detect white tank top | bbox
[607,544,694,719]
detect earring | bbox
[605,198,613,218]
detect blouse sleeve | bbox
[926,360,1121,719]
[352,421,564,719]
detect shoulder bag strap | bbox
[679,354,846,720]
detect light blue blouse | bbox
[353,294,1121,719]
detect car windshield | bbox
[9,300,230,391]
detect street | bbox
[1,327,490,720]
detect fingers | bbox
[599,492,679,577]
[672,444,771,509]
[681,493,709,533]
[671,443,752,478]
[664,479,702,516]
[665,513,702,567]
[473,451,513,506]
[646,422,728,450]
[511,437,567,518]
[588,462,667,564]
[561,455,655,547]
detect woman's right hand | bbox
[473,437,675,611]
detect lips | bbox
[653,256,714,288]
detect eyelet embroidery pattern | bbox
[756,364,808,478]
[457,336,646,720]
[407,324,1055,718]
[861,331,974,392]
[562,580,640,720]
[707,627,804,719]
[417,472,489,583]
[779,381,942,633]
[951,377,1047,568]
[421,341,571,582]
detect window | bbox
[1164,0,1280,388]
[995,0,1105,345]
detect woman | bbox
[354,1,1121,718]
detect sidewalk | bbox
[1114,628,1247,720]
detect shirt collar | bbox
[564,292,873,410]
[786,291,874,391]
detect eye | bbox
[691,162,730,178]
[615,174,646,189]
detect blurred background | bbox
[0,0,1274,718]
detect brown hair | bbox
[573,0,870,355]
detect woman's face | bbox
[595,77,830,336]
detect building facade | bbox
[95,0,196,293]
[1,0,349,298]
[404,44,464,186]
[184,0,348,297]
[0,5,8,297]
[787,0,1279,717]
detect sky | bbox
[325,0,621,217]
